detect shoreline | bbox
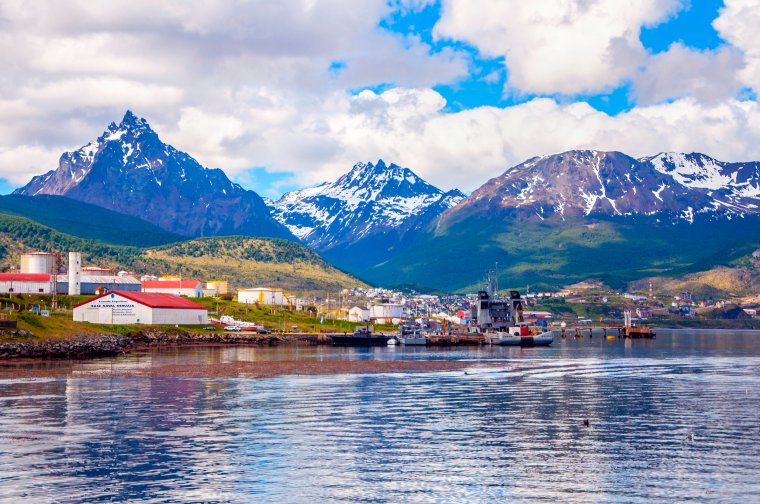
[4,324,760,361]
[0,330,299,360]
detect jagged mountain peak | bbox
[14,111,292,240]
[268,159,464,250]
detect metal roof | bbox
[74,291,207,310]
[0,273,51,282]
[142,280,201,289]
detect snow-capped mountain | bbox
[15,111,292,239]
[267,159,464,250]
[448,150,760,223]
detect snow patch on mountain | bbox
[267,160,464,249]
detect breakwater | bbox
[0,330,296,360]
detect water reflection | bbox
[0,330,759,502]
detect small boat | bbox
[487,330,554,347]
[331,326,394,346]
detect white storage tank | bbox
[68,252,81,296]
[20,252,55,274]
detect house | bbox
[73,291,208,325]
[0,273,53,294]
[142,279,204,298]
[348,306,370,322]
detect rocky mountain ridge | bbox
[447,150,760,223]
[266,159,464,251]
[16,111,292,239]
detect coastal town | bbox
[0,250,757,353]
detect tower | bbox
[68,252,81,296]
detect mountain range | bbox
[9,111,760,293]
[15,111,291,240]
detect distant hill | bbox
[0,194,183,247]
[0,213,365,294]
[15,111,293,240]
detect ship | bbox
[331,326,397,346]
[473,274,553,347]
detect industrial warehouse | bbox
[73,291,209,325]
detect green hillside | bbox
[0,194,183,247]
[0,213,366,294]
[357,210,760,293]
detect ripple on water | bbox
[0,334,760,502]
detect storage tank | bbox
[20,252,55,274]
[68,252,81,296]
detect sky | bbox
[0,0,759,198]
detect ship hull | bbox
[331,335,394,346]
[491,331,554,347]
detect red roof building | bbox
[0,273,53,294]
[141,279,204,298]
[74,290,206,310]
[73,291,208,325]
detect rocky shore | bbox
[0,329,296,360]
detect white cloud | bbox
[311,90,760,193]
[433,0,683,95]
[632,43,745,105]
[0,0,759,201]
[0,0,469,183]
[714,0,760,94]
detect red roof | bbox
[74,291,207,310]
[142,280,201,290]
[0,273,51,282]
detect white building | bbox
[142,279,203,298]
[73,291,208,325]
[0,273,53,294]
[238,287,288,306]
[369,303,405,320]
[348,306,370,322]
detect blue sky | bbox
[1,0,758,196]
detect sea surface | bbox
[1,329,760,503]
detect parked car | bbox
[203,326,216,331]
[223,325,241,332]
[257,329,270,334]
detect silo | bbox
[20,252,55,274]
[68,252,81,296]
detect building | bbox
[368,303,405,322]
[206,280,228,295]
[0,273,53,294]
[348,306,370,322]
[73,291,208,325]
[57,273,141,295]
[142,279,203,298]
[238,287,287,306]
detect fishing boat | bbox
[331,326,395,346]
